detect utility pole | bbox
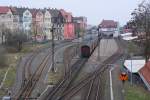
[97,25,102,61]
[130,53,133,85]
[51,25,55,72]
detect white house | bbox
[0,6,13,30]
[43,9,52,40]
[99,20,120,37]
[16,8,32,38]
[22,9,32,32]
[0,6,14,44]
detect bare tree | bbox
[5,29,27,52]
[31,23,38,42]
[0,24,7,44]
[128,2,150,62]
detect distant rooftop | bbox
[100,20,118,28]
[124,59,145,73]
[139,61,150,91]
[0,6,10,14]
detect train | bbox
[81,34,99,58]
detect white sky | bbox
[0,0,143,26]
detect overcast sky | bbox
[0,0,143,26]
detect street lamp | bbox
[97,25,102,60]
[50,23,56,72]
[130,53,133,85]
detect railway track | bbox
[85,74,102,100]
[21,46,50,88]
[15,48,53,99]
[45,58,88,100]
[14,41,76,99]
[55,39,124,100]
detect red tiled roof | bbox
[0,6,10,14]
[139,61,150,85]
[100,20,118,28]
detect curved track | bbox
[14,41,75,99]
[45,58,88,100]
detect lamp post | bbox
[51,24,55,72]
[97,25,102,60]
[130,53,133,85]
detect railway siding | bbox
[74,39,118,83]
[37,43,81,100]
[12,41,76,99]
[65,39,120,100]
[28,43,80,98]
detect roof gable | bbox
[30,9,37,18]
[49,9,60,17]
[10,7,18,15]
[44,10,51,18]
[100,20,118,28]
[0,6,10,14]
[16,8,27,17]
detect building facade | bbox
[35,10,44,35]
[0,6,86,41]
[99,20,120,37]
[60,9,75,40]
[22,9,32,32]
[73,16,87,37]
[10,7,20,31]
[0,6,14,44]
[43,9,52,40]
[0,6,13,30]
[50,9,64,40]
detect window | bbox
[26,12,29,15]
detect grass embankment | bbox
[47,56,65,85]
[0,53,20,96]
[125,82,150,100]
[124,41,148,100]
[47,44,80,85]
[128,42,138,53]
[21,42,50,53]
[0,42,50,96]
[126,41,143,55]
[47,72,62,85]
